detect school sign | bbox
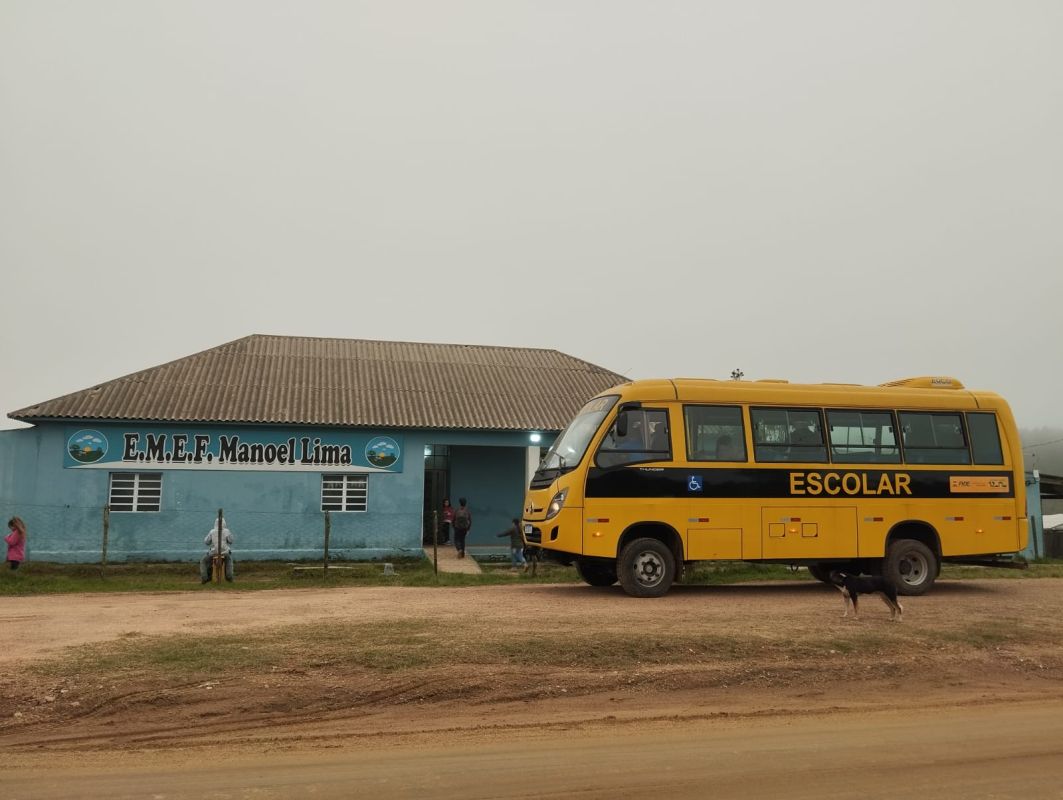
[64,426,404,473]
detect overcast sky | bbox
[2,1,1061,431]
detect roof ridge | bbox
[545,349,627,381]
[248,332,568,355]
[9,335,625,429]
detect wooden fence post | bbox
[323,511,331,579]
[213,509,224,584]
[432,510,439,575]
[100,505,110,578]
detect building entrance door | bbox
[422,445,450,544]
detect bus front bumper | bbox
[522,506,582,555]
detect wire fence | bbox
[0,501,436,567]
[0,500,525,572]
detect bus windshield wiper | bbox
[535,455,570,481]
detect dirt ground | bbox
[3,578,1063,797]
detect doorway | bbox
[422,445,450,544]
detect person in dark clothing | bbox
[453,497,472,558]
[497,517,527,570]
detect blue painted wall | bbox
[0,423,553,563]
[1024,471,1044,560]
[449,445,528,549]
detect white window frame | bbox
[108,472,163,513]
[321,474,368,512]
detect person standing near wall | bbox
[200,518,235,583]
[453,497,472,559]
[5,517,26,573]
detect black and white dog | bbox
[829,571,904,622]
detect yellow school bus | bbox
[522,376,1026,597]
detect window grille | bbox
[322,474,368,512]
[108,472,162,512]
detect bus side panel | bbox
[685,527,742,560]
[972,498,1024,555]
[937,498,1023,557]
[856,505,889,558]
[549,505,584,556]
[760,506,858,560]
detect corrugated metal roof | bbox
[9,335,628,431]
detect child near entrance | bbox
[440,498,455,544]
[497,518,527,571]
[453,497,472,558]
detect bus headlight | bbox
[545,488,569,520]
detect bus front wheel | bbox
[618,538,676,598]
[885,539,938,596]
[575,558,618,587]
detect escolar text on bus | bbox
[788,471,912,496]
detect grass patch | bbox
[682,563,807,585]
[4,558,1061,597]
[939,562,1063,580]
[0,559,580,596]
[45,625,764,678]
[934,620,1027,649]
[43,619,921,681]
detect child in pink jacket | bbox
[6,517,26,571]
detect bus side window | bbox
[684,405,746,462]
[827,410,900,463]
[596,409,671,468]
[899,411,971,465]
[751,408,827,463]
[967,412,1004,465]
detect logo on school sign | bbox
[68,430,109,464]
[365,437,400,468]
[63,426,404,473]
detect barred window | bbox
[109,472,162,512]
[322,474,368,512]
[424,444,449,471]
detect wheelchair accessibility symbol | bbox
[687,475,703,493]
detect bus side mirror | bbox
[615,402,641,438]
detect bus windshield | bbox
[538,395,618,476]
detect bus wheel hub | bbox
[634,553,662,584]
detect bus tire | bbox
[807,564,833,584]
[575,558,618,587]
[618,537,676,598]
[885,539,938,596]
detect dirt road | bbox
[8,701,1063,799]
[3,579,1063,797]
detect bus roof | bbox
[595,377,1010,412]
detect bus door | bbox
[584,407,674,559]
[687,487,744,560]
[683,405,747,560]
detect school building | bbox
[0,335,624,563]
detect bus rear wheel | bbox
[575,558,618,587]
[885,539,938,596]
[618,538,676,598]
